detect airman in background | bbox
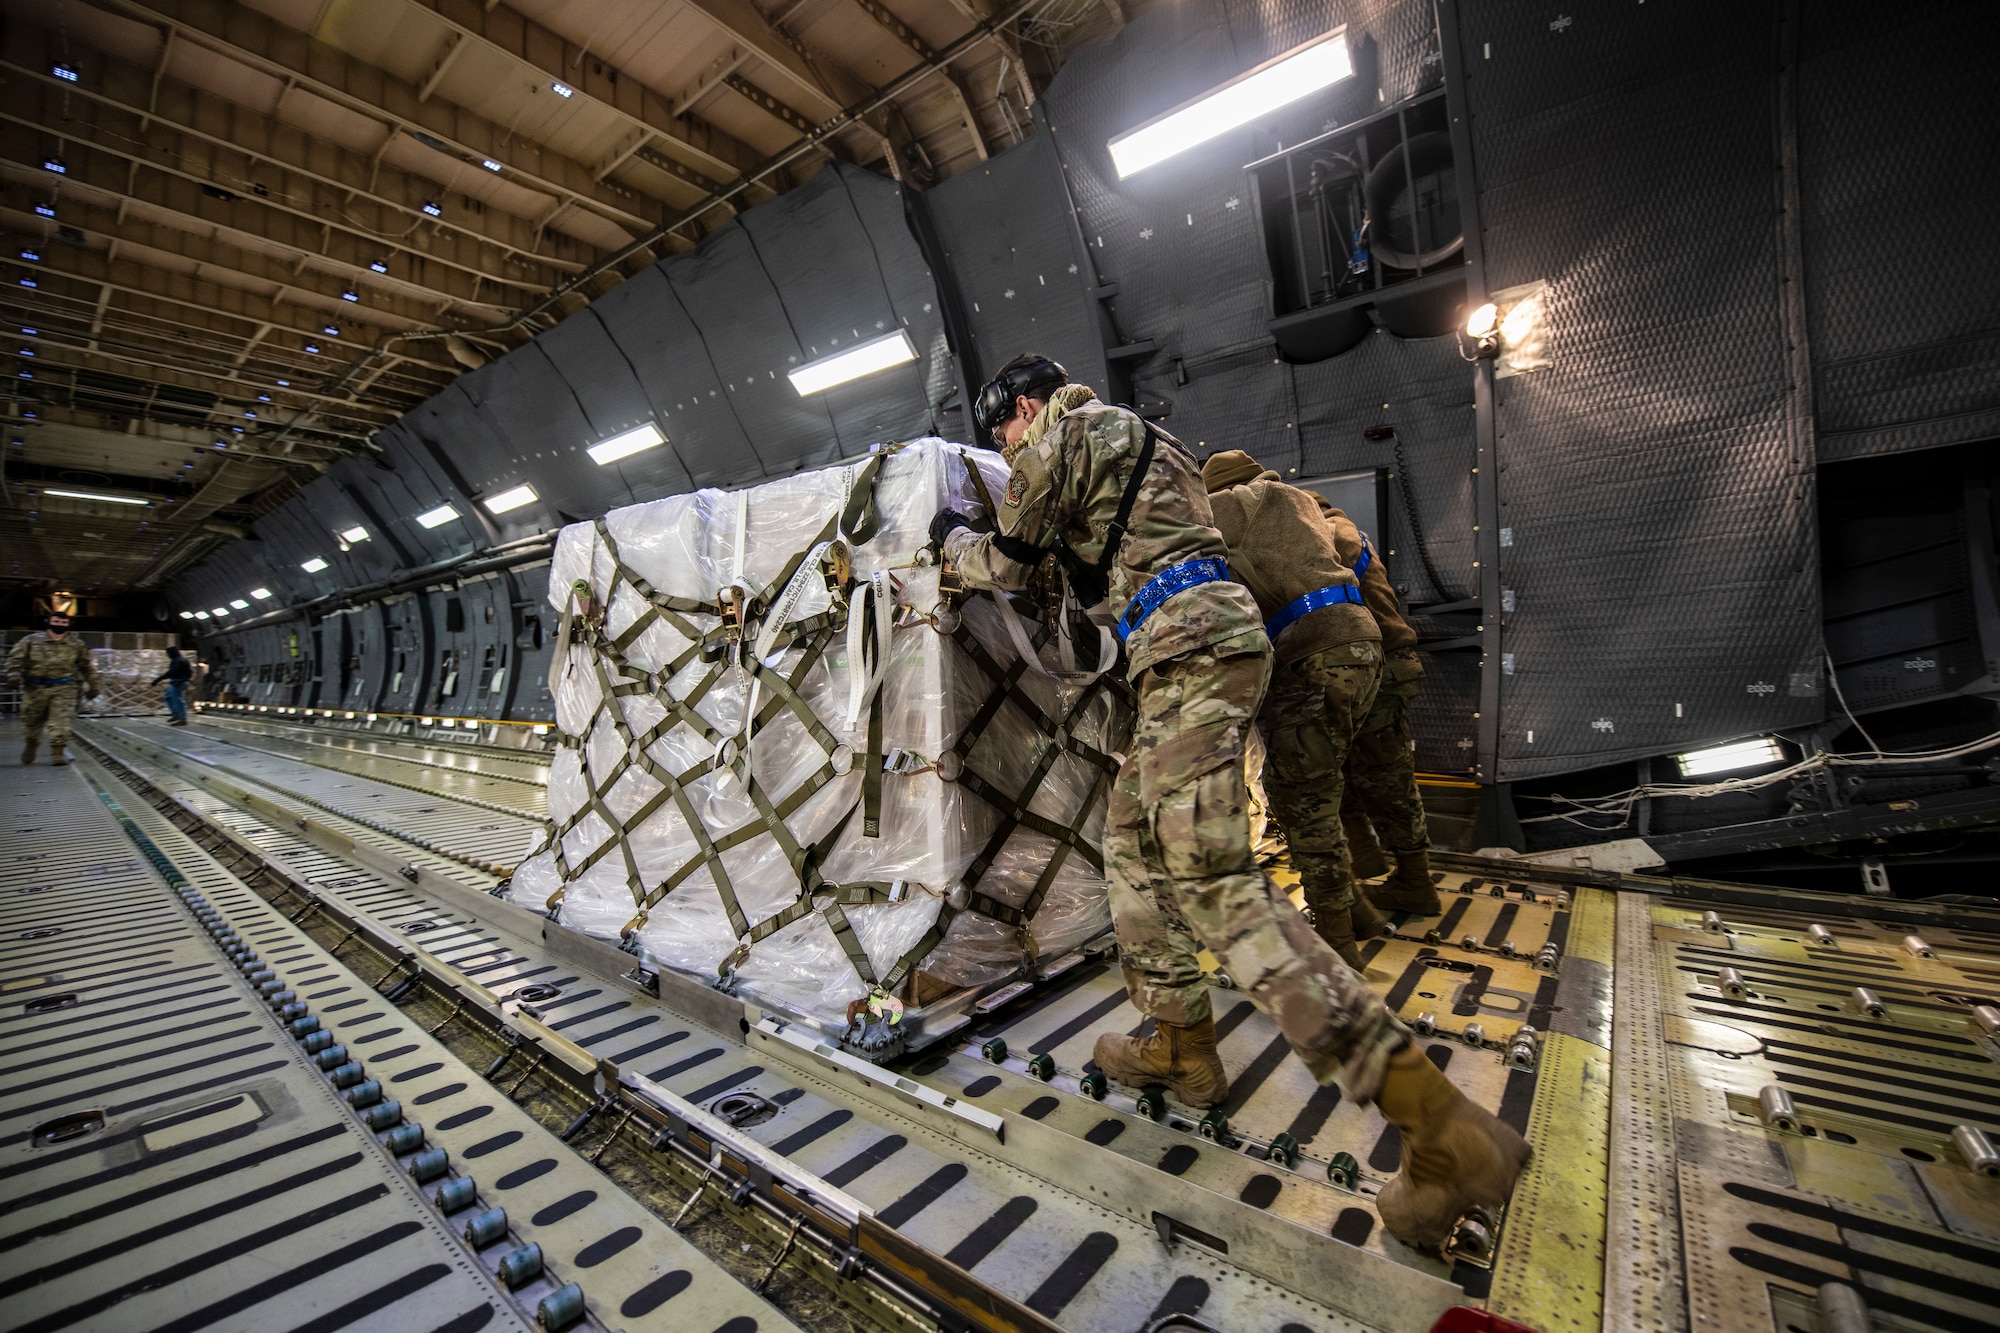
[1200,449,1386,967]
[7,613,101,765]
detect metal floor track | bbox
[0,728,791,1333]
[55,713,2000,1333]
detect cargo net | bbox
[80,646,175,717]
[507,439,1132,1057]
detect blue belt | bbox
[1351,539,1373,581]
[25,676,74,686]
[1117,557,1231,642]
[1265,583,1365,640]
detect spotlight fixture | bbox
[586,421,666,465]
[1107,31,1352,179]
[421,200,442,217]
[1675,738,1784,778]
[1461,281,1552,378]
[480,483,538,515]
[551,81,574,98]
[301,556,330,572]
[787,329,918,396]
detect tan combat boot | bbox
[1092,1017,1229,1108]
[1368,848,1442,915]
[49,744,68,767]
[21,738,38,765]
[1343,808,1391,880]
[1374,1043,1531,1255]
[1348,891,1390,943]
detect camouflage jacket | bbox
[948,392,1264,678]
[1209,469,1379,666]
[6,632,101,691]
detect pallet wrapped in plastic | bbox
[508,438,1131,1052]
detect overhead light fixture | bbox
[481,159,503,172]
[305,342,321,354]
[340,289,358,303]
[369,260,388,273]
[323,324,340,336]
[229,598,250,609]
[257,393,271,402]
[586,421,666,465]
[276,379,290,387]
[195,610,211,619]
[1107,30,1352,178]
[1465,303,1497,339]
[787,329,918,396]
[244,410,257,419]
[18,278,37,288]
[250,587,273,599]
[20,249,40,262]
[212,606,230,616]
[421,200,442,217]
[482,483,538,514]
[301,556,330,572]
[1675,737,1785,778]
[45,487,149,505]
[415,503,461,528]
[53,62,79,83]
[18,348,32,358]
[551,81,574,98]
[43,157,66,174]
[33,203,55,218]
[179,610,195,619]
[339,525,369,543]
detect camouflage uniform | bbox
[7,631,100,752]
[1316,503,1430,858]
[948,390,1405,1098]
[1204,453,1383,941]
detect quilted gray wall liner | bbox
[1798,0,2000,462]
[1457,0,1821,780]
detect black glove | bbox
[929,509,974,548]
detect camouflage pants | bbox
[1261,640,1382,923]
[1104,631,1406,1099]
[1342,646,1429,853]
[22,685,78,747]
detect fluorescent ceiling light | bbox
[250,587,273,599]
[1676,738,1784,778]
[415,504,461,528]
[788,329,917,396]
[1108,31,1352,178]
[212,606,230,616]
[339,525,369,543]
[586,421,665,465]
[481,159,503,172]
[195,611,211,619]
[482,483,538,514]
[551,81,574,98]
[301,557,330,572]
[45,487,149,505]
[179,610,195,619]
[229,599,250,609]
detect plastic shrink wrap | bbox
[511,439,1132,1053]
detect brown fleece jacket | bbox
[1205,471,1380,665]
[1310,494,1418,654]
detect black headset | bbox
[972,357,1068,444]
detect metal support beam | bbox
[416,31,469,102]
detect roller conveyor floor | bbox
[44,713,2000,1333]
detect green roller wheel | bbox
[981,1037,1007,1064]
[1135,1086,1167,1121]
[1328,1151,1361,1190]
[1267,1132,1298,1168]
[1197,1109,1229,1142]
[1027,1052,1055,1082]
[1078,1070,1106,1100]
